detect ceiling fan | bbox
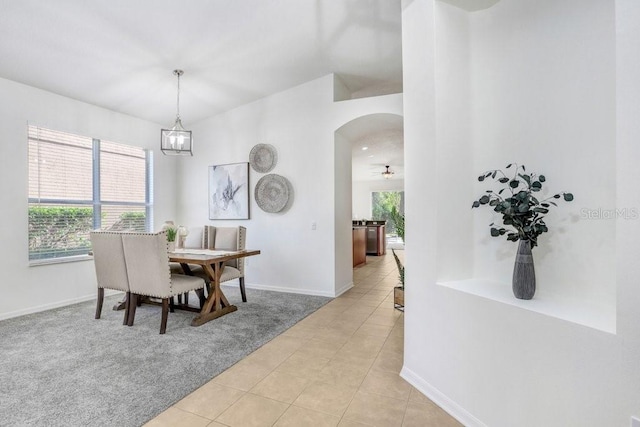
[381,165,394,179]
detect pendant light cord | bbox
[176,72,181,120]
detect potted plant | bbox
[161,221,178,251]
[392,248,405,311]
[389,206,405,310]
[472,163,573,299]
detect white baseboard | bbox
[400,365,486,427]
[0,290,123,321]
[334,281,354,297]
[227,282,336,298]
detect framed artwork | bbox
[208,162,250,220]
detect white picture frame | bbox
[208,162,250,220]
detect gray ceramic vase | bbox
[512,239,536,300]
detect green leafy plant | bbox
[389,206,405,242]
[472,163,574,247]
[161,222,178,242]
[392,248,405,288]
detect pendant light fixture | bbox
[382,165,394,179]
[161,69,193,155]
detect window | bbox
[371,190,404,241]
[28,126,153,262]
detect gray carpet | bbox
[0,286,330,426]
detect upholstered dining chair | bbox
[170,225,205,305]
[182,225,206,249]
[89,231,131,324]
[174,225,248,302]
[209,225,248,302]
[121,231,206,334]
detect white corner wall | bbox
[334,132,354,294]
[434,1,474,282]
[177,75,402,297]
[615,0,640,421]
[0,77,177,319]
[401,0,640,426]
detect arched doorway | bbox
[334,113,404,295]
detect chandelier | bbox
[161,69,193,155]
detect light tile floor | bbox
[145,252,461,427]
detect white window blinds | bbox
[99,140,148,232]
[28,125,152,262]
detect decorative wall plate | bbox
[255,174,290,213]
[249,143,278,173]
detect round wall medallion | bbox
[249,143,278,173]
[255,174,290,213]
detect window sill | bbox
[436,278,616,335]
[29,254,92,266]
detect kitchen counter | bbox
[352,227,366,267]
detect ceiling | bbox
[343,114,404,182]
[0,0,404,181]
[439,0,500,11]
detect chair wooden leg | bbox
[95,288,104,319]
[169,297,175,313]
[127,294,138,327]
[160,298,169,334]
[195,288,206,309]
[184,292,189,305]
[122,292,130,325]
[239,277,247,302]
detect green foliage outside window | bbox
[389,206,405,242]
[108,211,146,232]
[28,207,146,260]
[371,191,404,235]
[28,206,93,260]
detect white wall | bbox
[176,75,403,297]
[400,0,443,420]
[434,1,474,282]
[0,77,177,319]
[615,0,640,420]
[401,0,640,426]
[334,132,353,294]
[352,179,405,221]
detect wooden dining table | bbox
[169,248,261,326]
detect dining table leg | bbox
[179,263,206,309]
[112,300,127,311]
[190,261,238,326]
